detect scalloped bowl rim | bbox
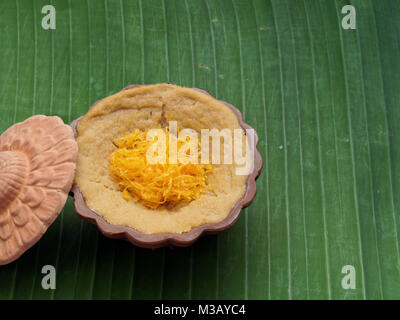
[70,84,263,249]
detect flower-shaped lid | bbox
[0,115,78,265]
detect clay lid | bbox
[0,115,78,265]
[71,84,263,249]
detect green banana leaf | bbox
[0,0,399,300]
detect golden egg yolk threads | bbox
[109,128,212,209]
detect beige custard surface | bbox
[75,84,249,234]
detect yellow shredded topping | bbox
[109,128,212,209]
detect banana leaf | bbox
[0,0,399,299]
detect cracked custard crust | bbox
[74,84,249,234]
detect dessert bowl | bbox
[71,84,262,248]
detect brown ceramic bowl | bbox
[70,84,263,249]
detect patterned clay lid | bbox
[0,115,78,265]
